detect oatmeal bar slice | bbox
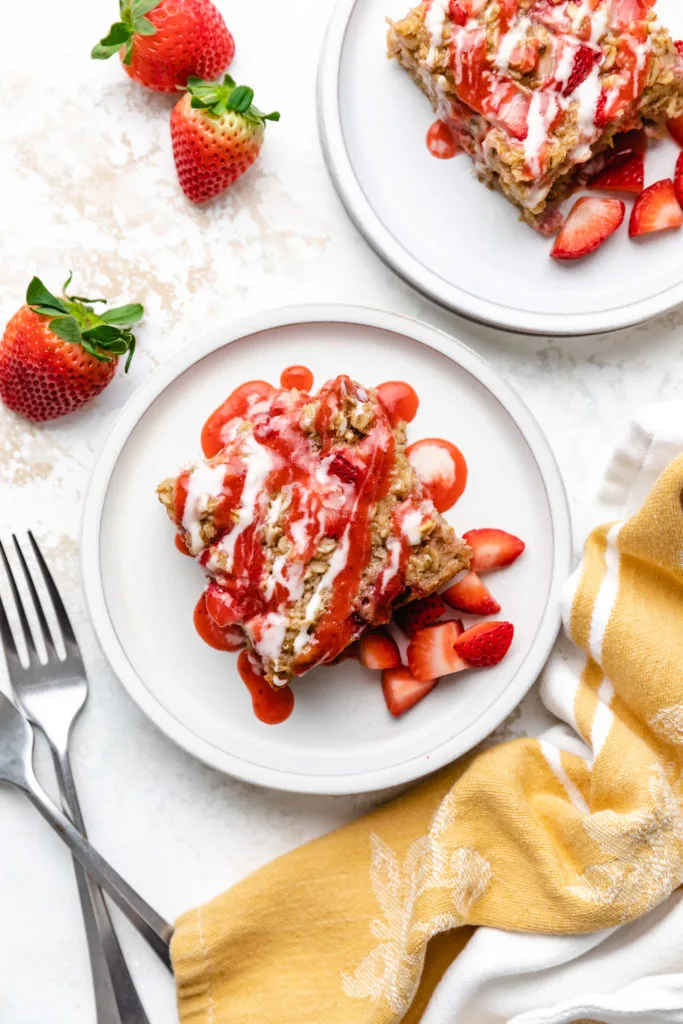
[388,0,683,233]
[158,375,470,687]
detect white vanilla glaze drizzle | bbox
[425,0,450,65]
[293,528,351,656]
[524,92,559,177]
[401,508,426,546]
[496,14,531,72]
[378,538,402,594]
[181,462,228,555]
[207,434,273,573]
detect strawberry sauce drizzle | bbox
[194,592,245,652]
[175,533,192,556]
[280,365,314,391]
[376,381,420,425]
[426,119,461,158]
[237,650,294,724]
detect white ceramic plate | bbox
[318,0,683,336]
[82,306,571,794]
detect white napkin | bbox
[421,400,683,1024]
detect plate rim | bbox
[317,0,683,337]
[81,303,572,794]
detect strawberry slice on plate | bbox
[358,628,401,670]
[588,153,644,195]
[674,152,683,209]
[395,593,447,636]
[551,197,625,260]
[407,621,467,682]
[463,528,525,572]
[442,572,500,615]
[455,621,514,667]
[382,666,437,717]
[629,179,683,238]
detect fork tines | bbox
[0,533,77,668]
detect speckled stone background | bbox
[1,1,683,1020]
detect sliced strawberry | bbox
[629,179,683,237]
[563,45,599,97]
[382,667,437,717]
[588,153,644,195]
[442,572,501,616]
[674,151,683,209]
[358,628,401,671]
[463,528,526,571]
[329,452,364,485]
[676,41,683,59]
[395,593,447,636]
[455,621,514,667]
[668,113,683,147]
[407,622,467,682]
[551,197,625,260]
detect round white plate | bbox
[82,305,571,794]
[318,0,683,335]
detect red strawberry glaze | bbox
[405,438,468,512]
[376,381,419,425]
[426,119,461,158]
[280,365,314,392]
[237,650,294,725]
[201,380,275,458]
[175,533,192,556]
[194,592,244,651]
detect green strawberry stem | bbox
[91,0,160,64]
[186,75,280,126]
[27,275,144,371]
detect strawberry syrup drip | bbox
[376,381,419,425]
[280,365,314,391]
[193,592,245,652]
[237,650,294,725]
[175,533,192,556]
[201,380,276,458]
[405,438,468,513]
[426,120,461,159]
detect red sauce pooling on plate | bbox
[376,381,419,425]
[405,438,468,512]
[194,593,245,652]
[280,365,314,392]
[426,120,461,159]
[201,381,276,458]
[237,650,294,725]
[175,533,192,556]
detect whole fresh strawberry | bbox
[0,276,143,423]
[171,75,280,203]
[92,0,235,93]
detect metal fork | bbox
[0,533,174,1016]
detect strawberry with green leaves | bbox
[92,0,235,94]
[171,75,280,203]
[0,276,143,422]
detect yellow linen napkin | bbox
[172,452,683,1024]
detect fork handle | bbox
[24,765,174,969]
[51,746,155,1023]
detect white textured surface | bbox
[0,0,682,1020]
